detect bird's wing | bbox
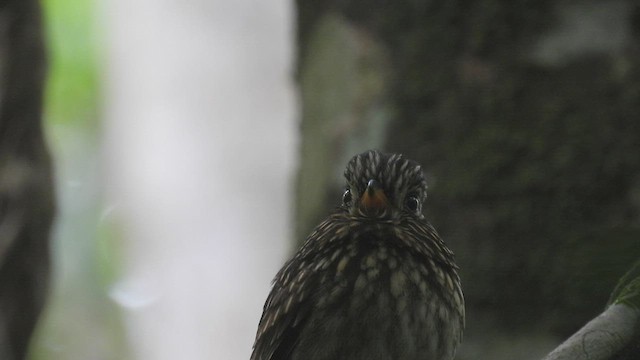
[250,258,318,360]
[251,213,347,360]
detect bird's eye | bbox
[342,189,352,206]
[405,196,420,213]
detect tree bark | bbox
[545,259,640,360]
[543,305,639,360]
[0,0,54,358]
[295,1,640,359]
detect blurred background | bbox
[31,0,295,359]
[3,0,639,359]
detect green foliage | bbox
[609,259,640,310]
[30,1,129,360]
[42,0,99,127]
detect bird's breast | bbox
[317,236,442,311]
[301,235,460,360]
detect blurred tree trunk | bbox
[0,0,54,359]
[295,1,640,359]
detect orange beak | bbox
[359,179,389,212]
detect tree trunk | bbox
[295,1,640,359]
[0,0,54,358]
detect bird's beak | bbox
[359,179,389,212]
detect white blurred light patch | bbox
[109,278,160,310]
[102,0,296,359]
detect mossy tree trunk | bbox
[0,0,54,359]
[295,1,640,359]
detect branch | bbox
[543,259,640,360]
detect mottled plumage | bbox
[251,150,464,360]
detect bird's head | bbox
[341,150,428,220]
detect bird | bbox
[251,150,464,360]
